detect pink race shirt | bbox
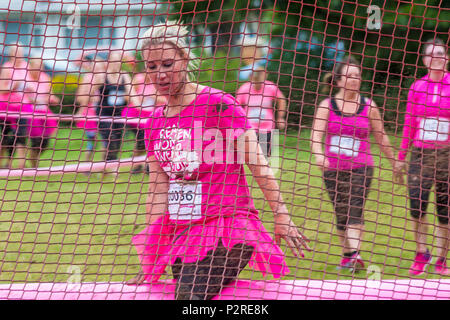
[324,97,374,171]
[144,87,257,225]
[398,72,450,161]
[0,92,33,130]
[25,72,57,137]
[236,80,283,131]
[27,104,57,138]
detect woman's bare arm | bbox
[239,129,311,257]
[145,155,169,225]
[310,99,330,170]
[122,73,141,107]
[368,99,396,167]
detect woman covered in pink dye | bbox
[123,70,167,173]
[0,43,30,168]
[127,21,311,300]
[395,38,450,276]
[311,56,398,272]
[236,66,287,156]
[24,57,60,167]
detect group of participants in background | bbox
[0,44,60,169]
[0,39,287,173]
[310,37,450,278]
[0,44,166,173]
[0,23,448,301]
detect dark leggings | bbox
[408,147,450,225]
[98,121,125,161]
[171,240,254,300]
[30,137,50,156]
[1,119,28,156]
[127,126,146,152]
[323,166,374,231]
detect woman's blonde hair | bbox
[139,20,198,82]
[240,35,269,58]
[321,55,360,94]
[422,37,446,55]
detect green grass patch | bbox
[0,127,444,284]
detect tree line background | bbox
[168,0,450,131]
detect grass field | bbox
[0,127,446,285]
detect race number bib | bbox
[419,117,450,142]
[142,97,156,108]
[107,90,126,106]
[168,182,202,221]
[248,107,267,120]
[329,135,360,158]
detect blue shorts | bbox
[85,131,97,151]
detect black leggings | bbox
[171,240,254,300]
[408,147,450,225]
[1,119,28,156]
[30,137,50,156]
[127,126,146,152]
[323,166,374,231]
[98,121,125,161]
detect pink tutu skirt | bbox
[132,213,290,283]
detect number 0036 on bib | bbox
[419,117,450,142]
[168,182,202,221]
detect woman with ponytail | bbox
[311,56,399,272]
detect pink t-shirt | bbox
[144,87,257,225]
[0,92,23,120]
[324,97,374,171]
[28,104,57,137]
[236,80,283,131]
[24,72,57,137]
[398,72,450,161]
[0,92,33,130]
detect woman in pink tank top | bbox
[311,56,398,272]
[24,57,60,167]
[0,43,30,169]
[236,66,287,156]
[395,38,450,276]
[127,21,310,300]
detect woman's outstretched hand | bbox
[393,160,407,185]
[274,213,311,258]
